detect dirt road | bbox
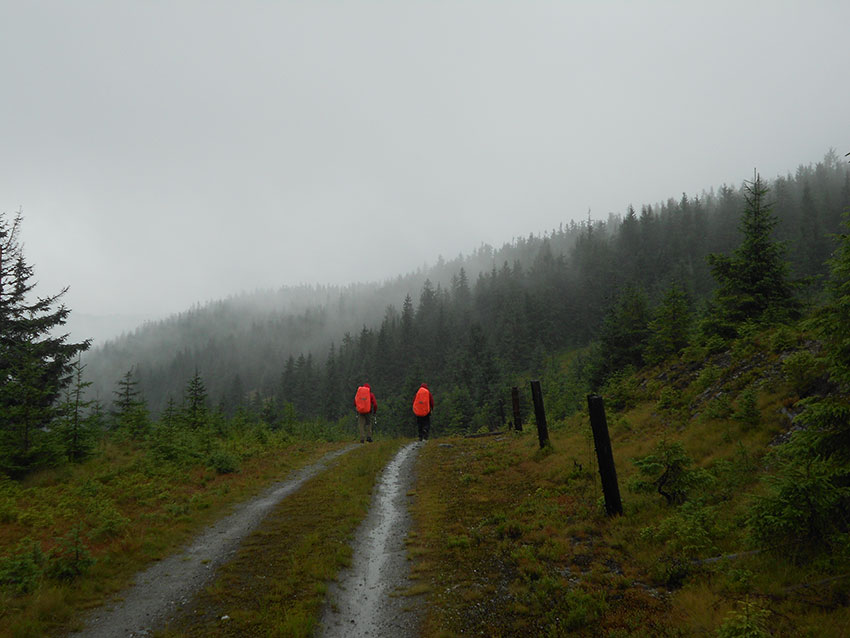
[316,441,424,638]
[70,445,356,638]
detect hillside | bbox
[80,153,849,424]
[2,318,848,636]
[408,325,850,636]
[3,153,850,634]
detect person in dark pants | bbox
[412,383,433,441]
[354,383,377,443]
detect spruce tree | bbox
[111,369,149,439]
[183,369,208,430]
[704,173,798,339]
[0,212,90,476]
[750,211,850,550]
[644,284,693,364]
[55,358,98,462]
[589,285,651,387]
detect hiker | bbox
[412,383,433,441]
[354,383,377,443]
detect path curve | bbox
[317,440,424,638]
[72,445,356,638]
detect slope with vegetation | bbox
[1,150,849,636]
[409,356,849,638]
[407,175,850,635]
[79,151,850,440]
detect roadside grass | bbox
[410,431,677,637]
[409,337,850,636]
[0,434,346,638]
[158,439,404,638]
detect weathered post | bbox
[587,394,623,516]
[511,386,522,431]
[530,380,549,448]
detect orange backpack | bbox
[355,386,372,414]
[413,387,431,417]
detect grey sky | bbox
[2,1,847,317]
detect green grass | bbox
[0,434,346,638]
[407,330,850,636]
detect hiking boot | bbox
[366,437,373,443]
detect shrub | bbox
[602,367,641,410]
[769,326,797,353]
[208,449,240,474]
[559,588,607,631]
[656,387,681,411]
[653,500,719,558]
[733,389,760,429]
[653,554,690,589]
[630,440,710,506]
[47,526,95,581]
[0,540,46,595]
[693,365,723,393]
[715,600,770,638]
[703,393,733,420]
[88,497,129,541]
[781,350,825,396]
[749,438,850,553]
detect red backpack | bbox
[355,386,372,414]
[413,387,431,417]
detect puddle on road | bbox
[318,441,423,638]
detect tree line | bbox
[2,150,849,476]
[166,151,846,436]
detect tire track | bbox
[71,445,356,638]
[317,441,424,638]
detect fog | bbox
[1,1,847,325]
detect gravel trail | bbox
[71,445,356,638]
[317,440,424,638]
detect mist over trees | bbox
[79,151,849,434]
[4,150,850,637]
[1,149,848,477]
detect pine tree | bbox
[750,211,850,550]
[55,358,98,462]
[644,284,693,364]
[704,173,798,339]
[183,369,208,430]
[590,285,651,387]
[0,212,90,476]
[111,369,149,439]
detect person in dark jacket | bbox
[354,383,377,443]
[412,383,433,441]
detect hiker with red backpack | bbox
[412,383,433,441]
[354,383,377,443]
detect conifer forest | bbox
[75,151,849,436]
[2,150,850,636]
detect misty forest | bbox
[80,151,848,433]
[3,150,850,636]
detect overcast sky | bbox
[2,1,847,319]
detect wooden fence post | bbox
[511,386,522,431]
[530,380,549,448]
[587,394,623,516]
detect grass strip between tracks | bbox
[157,439,404,638]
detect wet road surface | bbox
[317,441,424,638]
